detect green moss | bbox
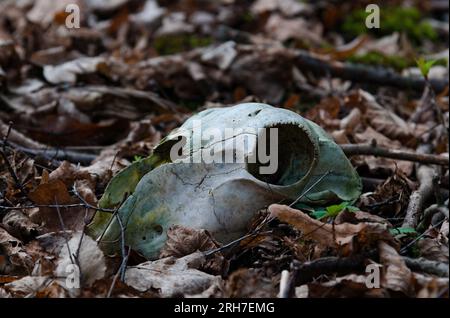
[348,52,411,71]
[241,12,255,23]
[342,6,438,43]
[153,34,213,55]
[348,52,448,71]
[180,100,202,111]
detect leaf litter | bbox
[0,0,448,298]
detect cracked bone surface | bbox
[87,103,361,259]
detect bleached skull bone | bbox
[87,103,361,259]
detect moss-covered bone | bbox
[87,103,361,259]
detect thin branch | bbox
[0,203,115,213]
[402,165,437,229]
[403,256,449,277]
[291,251,375,286]
[340,143,448,166]
[0,122,27,193]
[278,270,293,298]
[289,170,332,207]
[294,50,448,93]
[400,218,446,254]
[215,26,448,92]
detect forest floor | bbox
[0,0,448,298]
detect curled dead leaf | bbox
[224,268,275,298]
[125,252,221,297]
[0,227,34,275]
[55,232,106,289]
[159,225,226,274]
[2,210,40,240]
[378,241,414,296]
[268,204,393,255]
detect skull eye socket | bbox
[153,224,163,235]
[247,124,315,186]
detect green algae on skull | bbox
[87,103,362,259]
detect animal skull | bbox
[87,103,361,259]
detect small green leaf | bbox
[311,210,328,219]
[389,227,418,236]
[133,155,143,163]
[325,202,349,216]
[346,205,359,212]
[416,57,436,78]
[311,201,358,220]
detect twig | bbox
[0,122,27,193]
[340,144,449,166]
[400,218,446,254]
[403,256,449,277]
[208,174,338,257]
[11,144,96,165]
[402,165,437,229]
[294,50,448,93]
[290,252,374,286]
[417,203,449,232]
[107,247,130,298]
[115,214,127,281]
[278,270,293,298]
[214,27,448,92]
[289,170,332,207]
[0,203,115,213]
[54,198,77,268]
[204,215,273,256]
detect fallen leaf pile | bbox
[0,0,448,298]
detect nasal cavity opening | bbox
[247,124,315,186]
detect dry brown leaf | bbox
[335,209,392,227]
[298,274,389,298]
[160,225,220,258]
[354,126,414,174]
[160,225,226,275]
[378,241,414,296]
[268,204,392,255]
[54,232,106,289]
[43,57,108,84]
[438,221,449,245]
[125,252,221,297]
[4,276,51,297]
[359,170,413,217]
[28,179,73,206]
[2,210,40,240]
[331,129,351,144]
[327,35,369,60]
[224,268,275,298]
[0,227,34,275]
[265,14,322,45]
[27,0,79,27]
[417,238,449,263]
[359,90,413,142]
[413,272,449,298]
[251,0,311,17]
[27,179,88,232]
[340,107,362,132]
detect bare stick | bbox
[294,50,448,93]
[215,26,448,92]
[0,203,115,213]
[0,122,26,193]
[403,256,449,277]
[401,218,446,254]
[278,270,292,298]
[289,170,332,207]
[11,144,96,165]
[291,252,374,286]
[402,165,436,229]
[340,144,448,166]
